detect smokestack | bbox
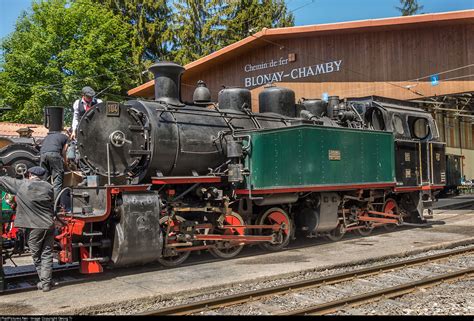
[44,106,64,132]
[148,62,185,105]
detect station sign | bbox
[243,57,343,88]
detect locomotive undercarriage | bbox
[51,181,428,272]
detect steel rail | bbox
[282,267,474,315]
[144,246,474,315]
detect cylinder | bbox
[218,87,251,111]
[301,98,327,117]
[148,62,185,105]
[44,106,64,132]
[259,86,295,117]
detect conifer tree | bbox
[396,0,424,16]
[171,0,294,65]
[171,0,228,65]
[223,0,294,46]
[92,0,173,65]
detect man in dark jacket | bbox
[0,166,55,292]
[40,130,68,199]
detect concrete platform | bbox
[434,194,474,209]
[1,209,473,315]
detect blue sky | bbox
[1,0,474,39]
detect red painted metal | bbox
[394,184,445,192]
[79,248,103,274]
[367,211,400,219]
[152,176,222,185]
[358,216,398,224]
[265,211,290,235]
[220,224,281,231]
[195,234,274,242]
[223,213,245,236]
[175,245,213,252]
[235,182,396,195]
[55,218,86,264]
[2,214,19,240]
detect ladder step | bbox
[82,232,103,236]
[82,257,109,263]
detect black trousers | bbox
[40,152,64,199]
[27,228,54,287]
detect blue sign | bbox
[322,92,329,101]
[431,74,439,86]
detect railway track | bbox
[2,264,80,294]
[144,246,474,315]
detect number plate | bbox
[106,101,120,117]
[328,150,341,161]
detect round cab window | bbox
[371,109,385,130]
[392,115,404,135]
[412,118,430,139]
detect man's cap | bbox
[28,166,46,177]
[81,86,96,97]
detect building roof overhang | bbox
[128,9,474,98]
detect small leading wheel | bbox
[383,198,399,231]
[208,212,245,259]
[158,215,191,267]
[326,223,346,242]
[257,207,292,251]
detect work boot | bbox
[42,285,51,292]
[37,281,54,291]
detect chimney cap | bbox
[149,61,185,72]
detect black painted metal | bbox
[77,99,289,181]
[193,80,211,105]
[395,141,420,187]
[218,87,252,111]
[148,62,185,105]
[0,143,40,178]
[44,106,64,132]
[259,85,296,117]
[300,98,327,117]
[327,96,340,119]
[110,191,163,267]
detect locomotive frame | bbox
[1,61,446,282]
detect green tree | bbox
[170,0,227,65]
[396,0,424,16]
[223,0,294,46]
[171,0,294,65]
[91,0,173,76]
[0,0,136,124]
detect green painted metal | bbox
[1,192,14,222]
[244,125,395,190]
[2,192,10,211]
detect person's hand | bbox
[71,132,76,140]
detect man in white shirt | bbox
[71,86,102,139]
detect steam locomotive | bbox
[2,62,445,277]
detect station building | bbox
[128,10,474,179]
